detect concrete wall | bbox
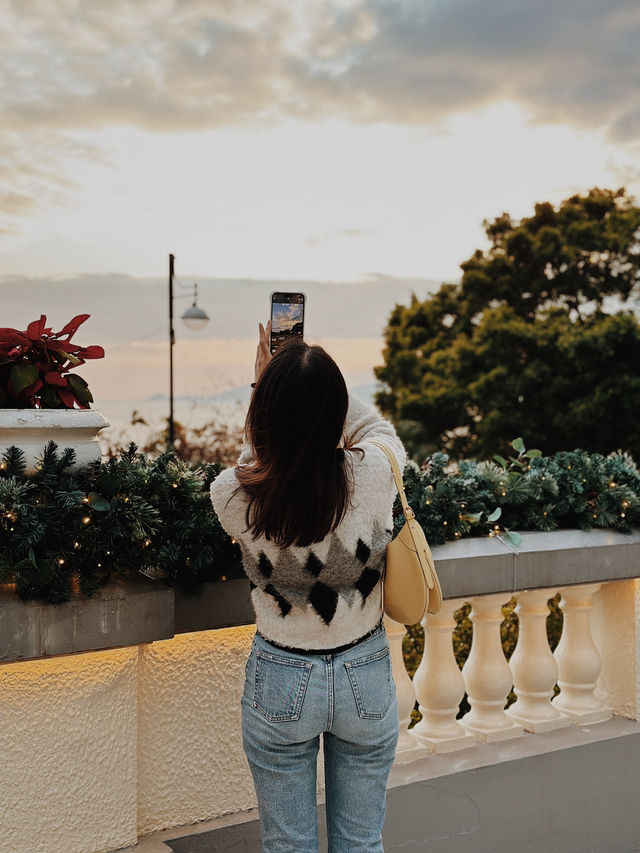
[0,646,139,853]
[0,626,257,853]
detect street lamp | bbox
[182,282,210,330]
[168,253,210,448]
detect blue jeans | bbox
[241,623,399,853]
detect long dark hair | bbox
[235,339,356,547]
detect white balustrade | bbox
[459,593,523,742]
[390,581,618,757]
[411,599,475,752]
[506,589,571,733]
[552,584,612,724]
[384,616,419,754]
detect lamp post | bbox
[168,253,210,448]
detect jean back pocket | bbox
[345,647,393,720]
[253,649,313,722]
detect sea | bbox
[96,383,378,452]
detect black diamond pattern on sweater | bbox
[265,583,292,617]
[309,581,339,625]
[355,568,381,603]
[355,538,371,564]
[258,552,274,579]
[304,553,324,577]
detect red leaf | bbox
[57,314,90,339]
[26,316,48,340]
[0,329,32,347]
[44,372,68,387]
[76,345,105,360]
[58,388,77,408]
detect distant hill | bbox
[146,382,379,408]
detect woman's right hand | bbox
[254,320,272,385]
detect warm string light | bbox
[82,516,91,524]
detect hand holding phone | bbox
[254,320,272,385]
[269,292,306,355]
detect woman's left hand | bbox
[254,320,272,385]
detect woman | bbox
[210,321,406,853]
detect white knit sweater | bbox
[210,394,406,651]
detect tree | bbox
[375,188,640,460]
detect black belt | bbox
[257,620,384,657]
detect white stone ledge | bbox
[432,528,640,598]
[2,529,640,663]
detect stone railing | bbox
[1,528,640,853]
[388,528,640,757]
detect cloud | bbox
[0,271,439,341]
[0,129,108,231]
[2,0,638,137]
[305,228,377,247]
[2,0,638,231]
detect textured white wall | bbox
[593,579,640,719]
[0,626,258,853]
[0,646,138,853]
[137,625,257,835]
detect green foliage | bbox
[375,188,640,460]
[0,442,242,603]
[3,434,640,605]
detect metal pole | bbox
[168,253,175,449]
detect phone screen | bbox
[270,292,306,355]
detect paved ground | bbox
[112,809,263,853]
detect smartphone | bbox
[270,292,306,355]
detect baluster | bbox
[384,616,421,755]
[552,583,612,724]
[505,588,571,732]
[460,593,523,742]
[411,599,475,753]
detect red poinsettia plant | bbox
[0,314,105,409]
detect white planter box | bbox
[0,408,109,472]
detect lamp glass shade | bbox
[181,305,210,330]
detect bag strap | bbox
[369,440,416,521]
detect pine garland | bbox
[1,437,639,604]
[0,442,242,603]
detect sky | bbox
[1,0,640,405]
